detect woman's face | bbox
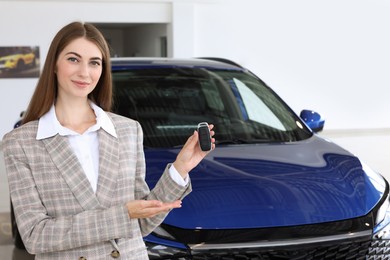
[55,37,103,101]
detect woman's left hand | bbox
[173,124,215,178]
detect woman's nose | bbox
[77,62,89,77]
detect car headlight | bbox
[373,194,390,239]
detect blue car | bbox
[11,57,390,259]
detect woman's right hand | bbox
[126,200,182,219]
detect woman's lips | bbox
[72,80,90,88]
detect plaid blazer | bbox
[2,113,191,260]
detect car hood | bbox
[145,135,386,229]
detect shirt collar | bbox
[36,101,117,140]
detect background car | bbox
[0,47,37,72]
[11,57,390,259]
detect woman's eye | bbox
[90,60,101,66]
[67,57,78,63]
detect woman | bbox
[2,21,215,259]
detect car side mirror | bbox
[300,109,325,133]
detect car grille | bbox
[367,240,390,260]
[148,239,390,259]
[148,215,390,259]
[147,237,380,260]
[189,240,371,260]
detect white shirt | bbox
[37,102,188,193]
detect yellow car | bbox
[0,47,37,71]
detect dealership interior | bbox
[1,0,390,259]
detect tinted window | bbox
[112,68,312,148]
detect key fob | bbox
[197,122,212,151]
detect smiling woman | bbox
[22,22,113,125]
[54,38,103,133]
[2,21,215,260]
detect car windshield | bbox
[112,67,312,148]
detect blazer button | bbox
[78,257,87,260]
[111,250,120,258]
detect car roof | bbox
[110,57,245,71]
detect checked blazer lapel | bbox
[43,134,101,210]
[95,128,119,208]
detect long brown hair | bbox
[22,21,112,124]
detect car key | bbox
[197,122,212,151]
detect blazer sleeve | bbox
[2,130,137,255]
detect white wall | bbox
[194,0,390,130]
[0,0,389,176]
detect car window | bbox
[233,78,285,130]
[112,67,312,148]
